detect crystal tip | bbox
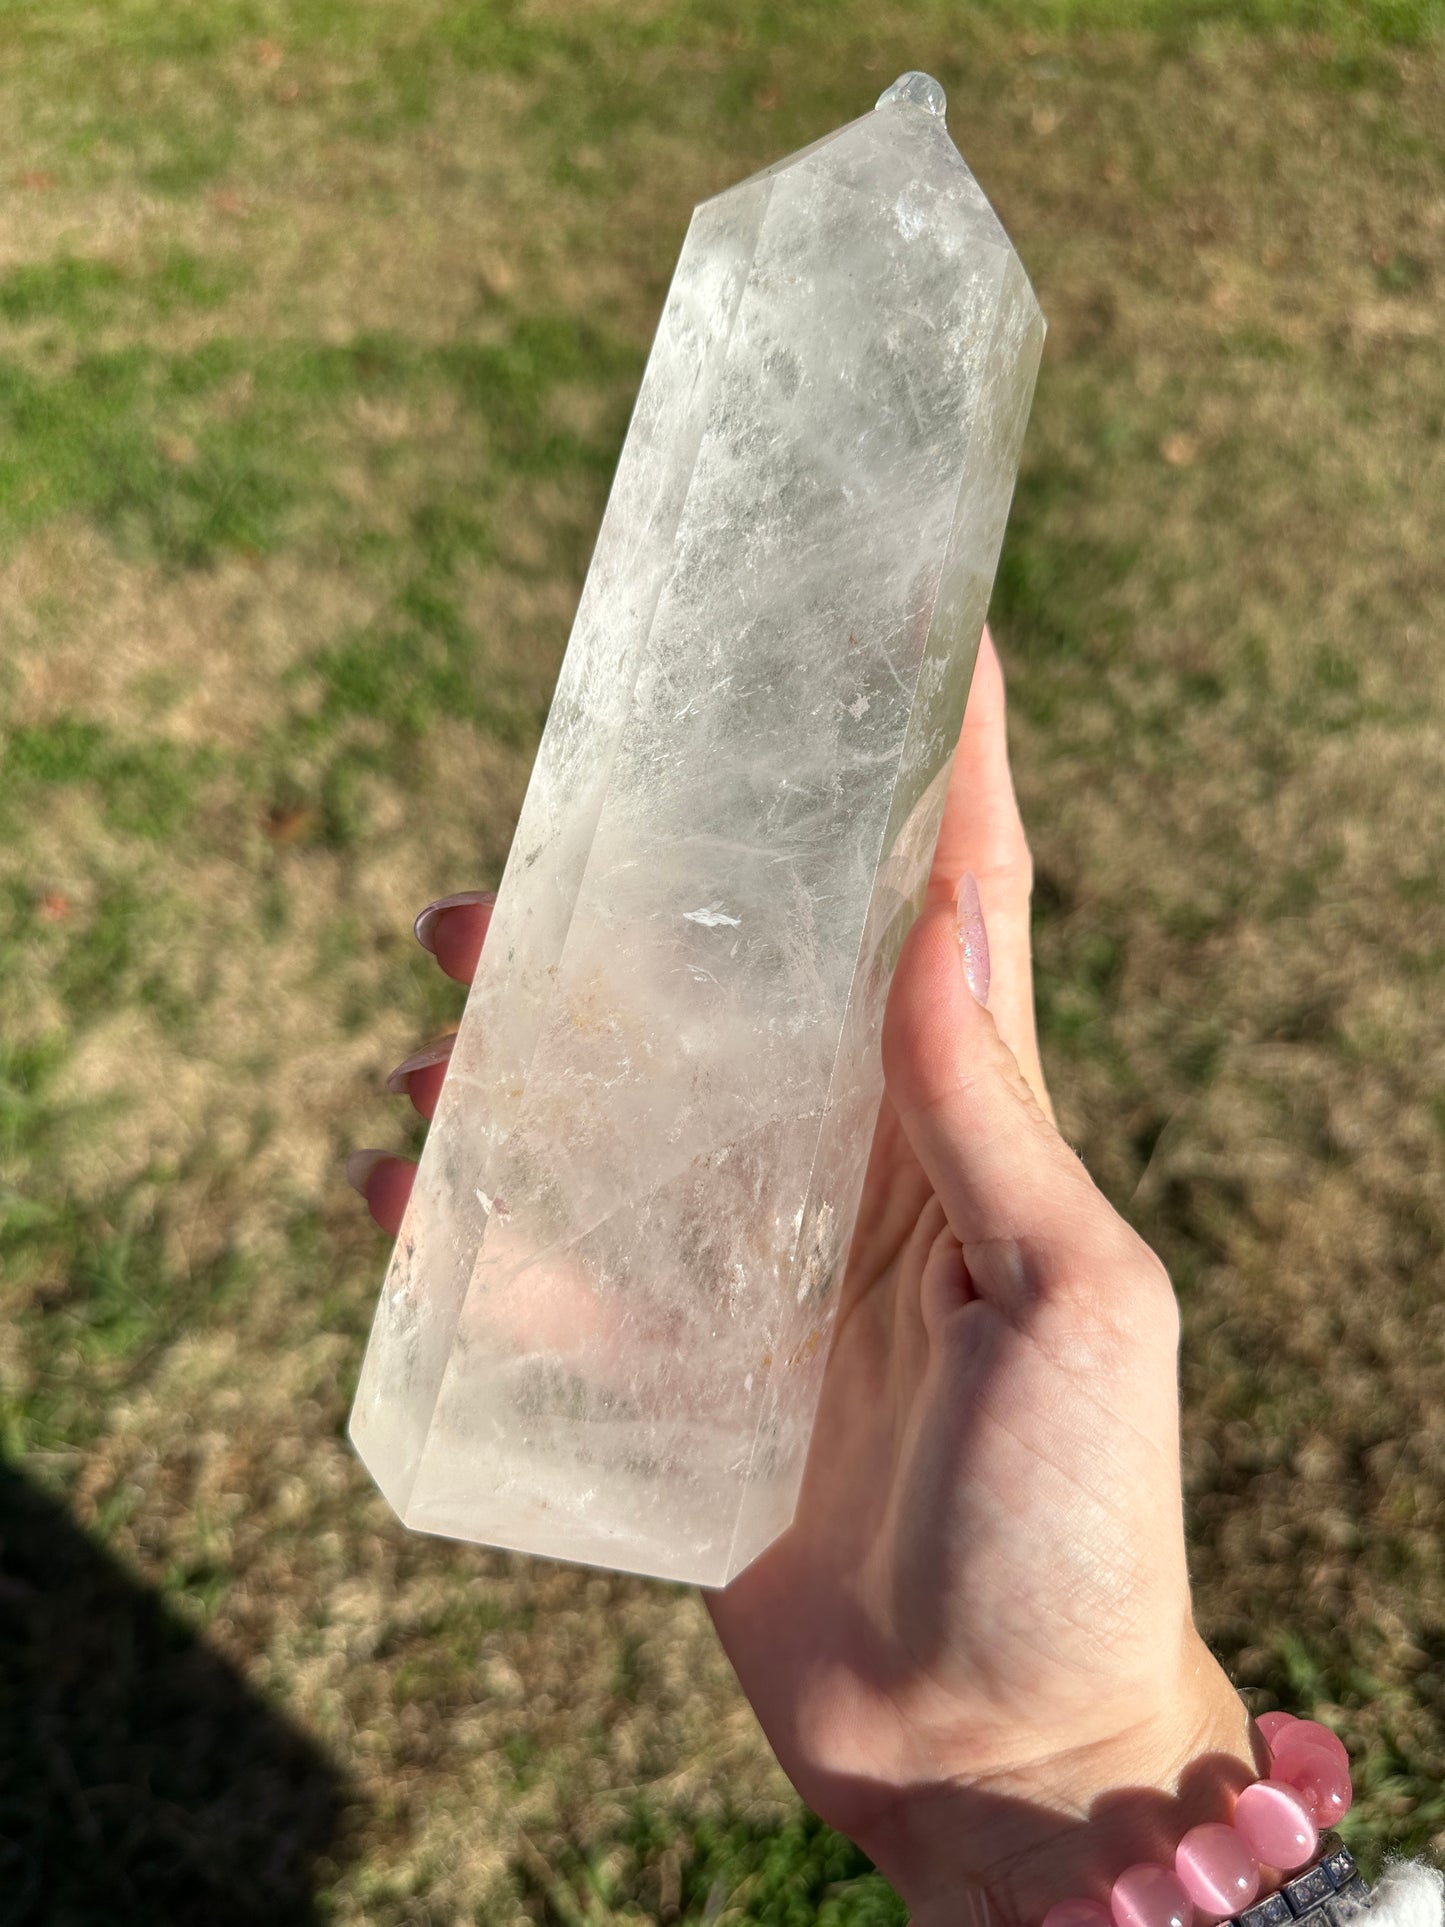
[874,71,947,119]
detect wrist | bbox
[868,1639,1265,1927]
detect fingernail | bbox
[345,1148,400,1197]
[956,870,991,1007]
[385,1035,456,1095]
[413,891,496,955]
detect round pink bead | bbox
[1111,1863,1195,1927]
[1175,1822,1262,1920]
[1256,1712,1297,1749]
[1233,1779,1318,1871]
[1043,1901,1114,1927]
[1285,1719,1350,1773]
[1272,1737,1354,1826]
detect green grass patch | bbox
[0,314,634,565]
[3,0,1438,206]
[0,344,306,563]
[511,1802,905,1927]
[0,248,243,327]
[1,1150,249,1470]
[2,718,222,840]
[8,0,1443,59]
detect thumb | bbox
[881,884,1163,1326]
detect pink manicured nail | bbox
[413,891,496,954]
[345,1148,403,1197]
[956,870,990,1006]
[385,1036,456,1095]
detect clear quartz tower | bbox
[350,73,1046,1587]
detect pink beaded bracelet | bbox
[1040,1711,1357,1927]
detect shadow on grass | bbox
[0,1460,352,1927]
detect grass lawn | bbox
[0,1,1442,1921]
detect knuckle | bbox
[1126,1237,1181,1343]
[978,824,1033,902]
[1040,1223,1179,1362]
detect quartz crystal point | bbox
[350,72,1046,1586]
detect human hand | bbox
[704,626,1265,1925]
[348,628,1266,1927]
